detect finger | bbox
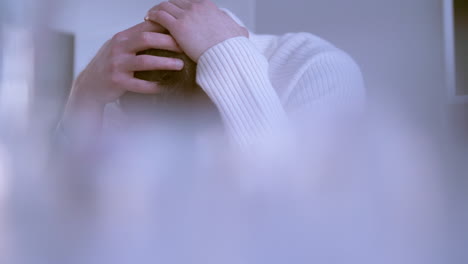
[147,1,189,13]
[147,3,160,14]
[122,21,166,36]
[169,0,192,9]
[154,2,184,18]
[146,10,177,31]
[125,78,162,94]
[123,32,182,53]
[125,55,184,72]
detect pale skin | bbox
[62,0,248,143]
[145,0,249,62]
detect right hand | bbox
[145,0,249,62]
[70,21,185,106]
[61,21,185,144]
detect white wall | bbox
[50,0,256,76]
[255,0,447,108]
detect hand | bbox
[145,0,249,62]
[70,21,185,106]
[62,22,185,143]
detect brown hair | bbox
[119,49,202,112]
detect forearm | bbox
[60,89,106,146]
[196,37,289,148]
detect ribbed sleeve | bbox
[285,50,366,116]
[196,37,288,148]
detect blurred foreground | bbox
[1,1,467,263]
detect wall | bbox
[255,0,447,108]
[454,0,468,95]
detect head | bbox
[119,49,206,114]
[119,49,220,130]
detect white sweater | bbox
[194,32,364,146]
[101,16,365,149]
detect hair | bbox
[119,49,203,112]
[119,48,221,131]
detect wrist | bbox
[61,90,106,144]
[66,90,105,115]
[69,77,106,108]
[195,35,249,63]
[63,85,106,131]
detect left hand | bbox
[145,0,249,62]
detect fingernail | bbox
[144,15,150,21]
[176,60,184,69]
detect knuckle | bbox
[112,32,127,42]
[108,56,124,71]
[139,32,152,46]
[109,45,121,57]
[152,10,163,20]
[146,10,159,22]
[110,73,123,86]
[147,9,157,17]
[148,4,159,13]
[109,58,121,72]
[160,33,173,43]
[159,1,170,9]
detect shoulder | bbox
[272,32,359,73]
[251,32,364,100]
[251,32,339,61]
[252,32,362,82]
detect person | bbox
[118,48,213,121]
[59,0,365,150]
